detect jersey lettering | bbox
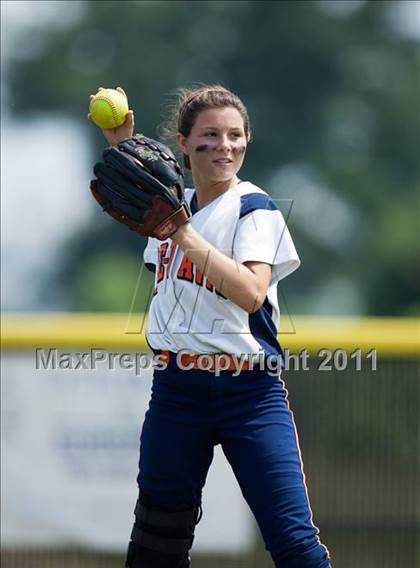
[155,247,234,302]
[195,267,204,286]
[176,253,224,296]
[157,243,169,283]
[177,254,194,282]
[166,241,177,274]
[157,242,177,284]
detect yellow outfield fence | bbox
[1,313,420,356]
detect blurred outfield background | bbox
[1,1,419,567]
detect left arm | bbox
[172,223,271,313]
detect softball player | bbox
[95,85,331,568]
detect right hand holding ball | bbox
[88,87,134,146]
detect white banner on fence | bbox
[1,351,255,552]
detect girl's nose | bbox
[216,134,230,151]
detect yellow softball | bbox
[89,88,129,129]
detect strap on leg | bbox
[125,493,202,567]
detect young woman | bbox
[89,85,331,568]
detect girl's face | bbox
[177,107,248,183]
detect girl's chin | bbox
[208,166,237,180]
[192,164,239,183]
[208,173,235,183]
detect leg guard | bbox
[125,492,202,568]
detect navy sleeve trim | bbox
[190,192,199,215]
[145,262,156,274]
[249,297,284,366]
[239,193,278,219]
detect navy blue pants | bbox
[137,361,331,567]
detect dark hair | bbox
[159,84,252,170]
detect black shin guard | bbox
[124,493,202,568]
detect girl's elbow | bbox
[243,293,265,314]
[248,300,264,314]
[229,282,267,313]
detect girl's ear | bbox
[176,132,188,154]
[176,133,191,170]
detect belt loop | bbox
[210,353,216,371]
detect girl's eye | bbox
[203,132,242,138]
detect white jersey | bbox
[143,181,300,357]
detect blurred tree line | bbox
[7,0,419,315]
